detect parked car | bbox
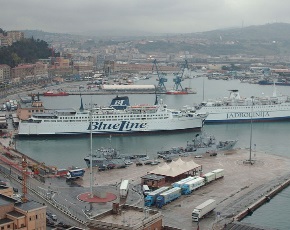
[210,152,217,157]
[124,160,133,165]
[151,160,160,165]
[136,162,143,166]
[194,155,203,158]
[117,165,127,169]
[98,166,107,171]
[107,164,116,169]
[164,157,172,163]
[51,214,57,221]
[144,160,153,165]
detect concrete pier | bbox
[1,135,290,229]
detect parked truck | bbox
[181,177,205,195]
[211,169,224,180]
[172,176,197,188]
[66,168,85,180]
[142,185,151,196]
[192,199,216,222]
[120,179,129,198]
[155,187,181,208]
[144,186,170,207]
[203,172,216,184]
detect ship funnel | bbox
[154,94,159,105]
[79,95,84,111]
[273,81,277,97]
[110,96,129,110]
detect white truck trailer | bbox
[120,180,129,198]
[181,177,205,195]
[211,169,224,180]
[192,199,216,222]
[203,172,216,184]
[172,176,197,188]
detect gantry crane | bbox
[152,59,167,92]
[172,60,189,91]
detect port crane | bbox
[172,60,189,91]
[152,59,167,92]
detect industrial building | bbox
[101,84,156,93]
[148,158,201,183]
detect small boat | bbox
[157,133,238,158]
[43,90,69,96]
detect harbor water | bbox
[16,77,290,229]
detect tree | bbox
[0,38,51,67]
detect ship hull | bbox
[198,105,290,123]
[18,118,204,136]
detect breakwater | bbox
[234,177,290,221]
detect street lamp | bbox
[89,97,94,198]
[249,96,254,164]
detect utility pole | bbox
[21,157,28,203]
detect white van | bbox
[51,214,57,221]
[142,185,151,195]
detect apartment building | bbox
[0,34,12,47]
[11,63,47,82]
[0,65,11,84]
[6,31,24,43]
[0,31,24,47]
[73,61,93,73]
[11,64,34,79]
[0,194,47,230]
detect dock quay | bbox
[1,133,290,229]
[0,135,57,178]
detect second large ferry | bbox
[18,96,207,136]
[195,89,290,123]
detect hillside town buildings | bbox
[2,29,290,88]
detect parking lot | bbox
[73,148,290,229]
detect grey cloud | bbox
[1,0,290,34]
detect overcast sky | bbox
[1,0,290,35]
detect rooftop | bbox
[141,174,165,181]
[0,218,14,225]
[7,210,25,218]
[15,200,46,211]
[88,205,162,229]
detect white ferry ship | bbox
[195,89,290,123]
[18,96,207,136]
